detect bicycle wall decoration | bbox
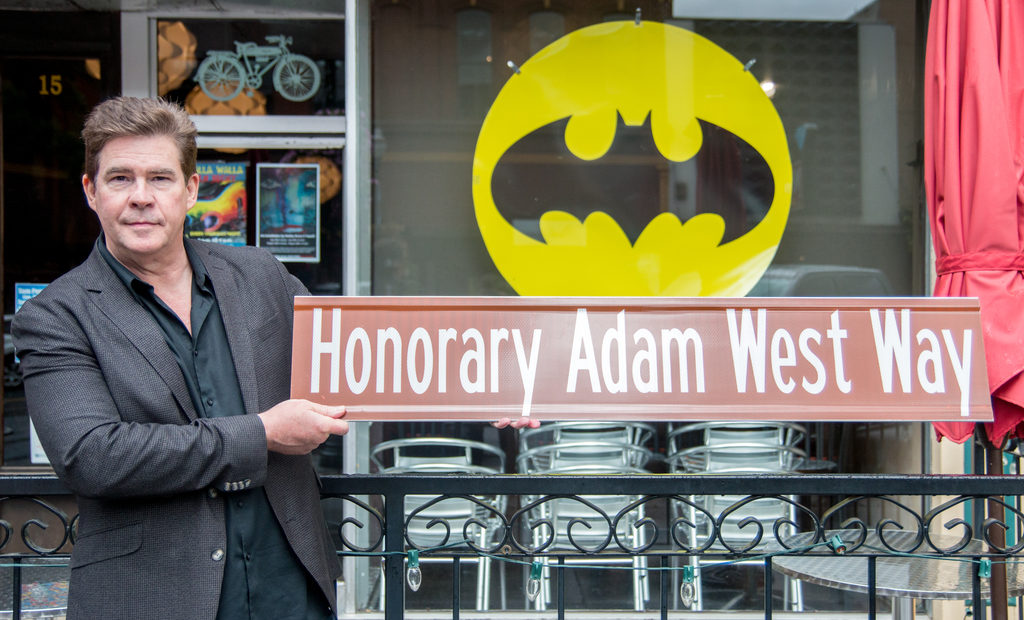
[194,35,321,102]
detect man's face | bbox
[83,134,198,271]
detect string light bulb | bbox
[979,558,992,579]
[827,534,847,555]
[680,565,696,608]
[406,550,422,592]
[527,560,544,601]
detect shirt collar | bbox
[95,234,213,295]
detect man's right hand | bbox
[258,399,348,455]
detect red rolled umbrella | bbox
[924,0,1024,446]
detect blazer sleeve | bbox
[12,285,270,499]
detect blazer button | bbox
[208,488,219,498]
[212,549,225,562]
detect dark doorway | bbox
[0,10,120,465]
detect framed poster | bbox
[15,283,51,465]
[256,162,320,262]
[187,162,247,246]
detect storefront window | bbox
[529,11,565,54]
[1,11,121,465]
[368,6,927,607]
[158,18,345,118]
[159,14,348,471]
[188,148,345,295]
[371,0,920,298]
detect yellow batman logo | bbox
[472,20,792,297]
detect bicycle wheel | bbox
[196,54,245,101]
[273,54,321,102]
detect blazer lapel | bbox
[195,243,260,417]
[81,248,199,421]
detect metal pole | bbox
[383,492,405,620]
[557,556,565,620]
[868,555,876,619]
[660,555,669,620]
[973,554,987,620]
[452,556,460,620]
[987,441,1009,620]
[11,557,20,620]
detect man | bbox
[12,96,348,619]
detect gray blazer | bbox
[12,239,341,620]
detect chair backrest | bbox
[516,422,656,551]
[371,437,506,549]
[371,436,505,473]
[517,421,657,474]
[668,422,806,474]
[667,422,806,546]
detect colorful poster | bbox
[15,283,50,465]
[256,162,320,262]
[187,162,247,246]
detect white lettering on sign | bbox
[660,327,705,394]
[437,328,457,392]
[567,309,706,394]
[827,311,853,393]
[310,307,342,394]
[308,314,544,416]
[345,327,370,394]
[408,328,433,394]
[460,328,485,394]
[870,308,912,393]
[869,309,973,416]
[567,309,601,393]
[799,328,826,395]
[943,329,973,417]
[727,308,852,395]
[298,299,985,422]
[513,329,542,417]
[727,308,767,393]
[602,311,628,394]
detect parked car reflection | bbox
[748,264,893,297]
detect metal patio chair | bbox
[515,422,657,611]
[667,421,807,611]
[370,436,507,611]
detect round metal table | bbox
[773,529,1024,618]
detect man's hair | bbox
[82,96,198,181]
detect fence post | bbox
[384,490,405,620]
[11,556,20,620]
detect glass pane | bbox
[193,147,345,295]
[371,1,918,298]
[159,18,345,117]
[528,11,564,54]
[369,3,923,609]
[1,56,112,466]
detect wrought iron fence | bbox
[1,473,1023,619]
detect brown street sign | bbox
[291,296,992,422]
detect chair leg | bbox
[693,562,704,612]
[477,555,490,611]
[632,558,641,611]
[499,556,507,610]
[377,562,386,611]
[787,574,804,612]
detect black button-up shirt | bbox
[97,237,331,620]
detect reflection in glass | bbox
[159,19,344,117]
[456,8,494,116]
[529,11,564,54]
